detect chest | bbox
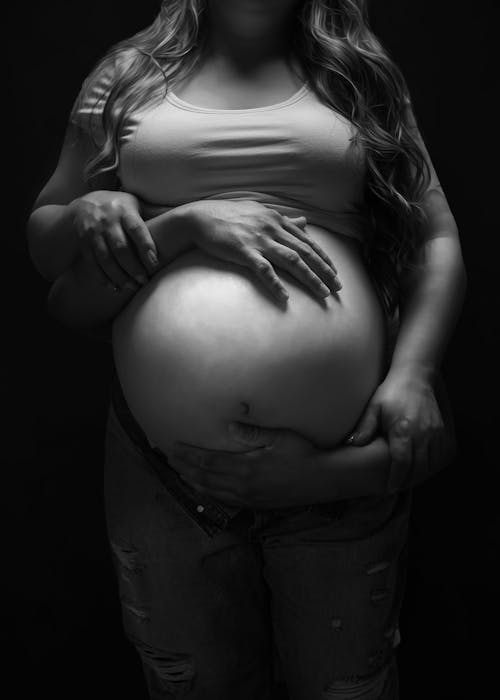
[170,64,307,110]
[118,89,366,208]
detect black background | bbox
[5,1,498,698]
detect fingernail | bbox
[320,284,331,297]
[137,274,148,285]
[334,278,342,291]
[106,282,120,292]
[148,251,159,267]
[124,281,137,291]
[346,433,356,444]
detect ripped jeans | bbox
[104,372,412,700]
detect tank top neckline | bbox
[166,82,310,114]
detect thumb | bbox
[346,402,381,445]
[228,421,282,448]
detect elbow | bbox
[46,275,83,330]
[26,211,59,282]
[46,286,112,343]
[47,277,70,325]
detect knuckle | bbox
[81,222,96,236]
[108,237,127,253]
[269,209,283,222]
[124,218,145,235]
[110,198,125,211]
[394,417,412,436]
[262,221,277,235]
[283,249,301,264]
[249,231,265,247]
[254,259,272,274]
[125,220,142,235]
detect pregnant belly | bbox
[112,225,388,454]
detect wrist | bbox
[172,200,210,238]
[146,204,198,265]
[386,359,437,385]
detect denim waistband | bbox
[109,361,244,537]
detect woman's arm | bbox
[389,111,467,382]
[315,373,456,501]
[167,406,455,509]
[347,106,466,488]
[389,197,467,383]
[47,203,197,332]
[167,370,456,509]
[27,125,106,280]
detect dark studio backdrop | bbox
[5,1,498,698]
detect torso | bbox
[112,227,387,454]
[170,55,307,110]
[111,56,388,456]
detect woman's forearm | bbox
[27,203,81,281]
[47,204,197,331]
[390,189,467,381]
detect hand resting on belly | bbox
[112,224,387,455]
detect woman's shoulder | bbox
[68,48,140,137]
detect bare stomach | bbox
[111,224,387,454]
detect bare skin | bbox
[165,0,466,504]
[30,0,466,505]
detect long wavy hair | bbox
[74,0,431,316]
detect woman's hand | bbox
[345,369,452,490]
[69,190,160,291]
[186,199,342,302]
[166,424,325,509]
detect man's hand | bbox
[166,423,324,509]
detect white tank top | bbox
[70,64,370,242]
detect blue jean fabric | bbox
[103,366,412,699]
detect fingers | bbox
[121,212,160,275]
[77,207,156,290]
[104,223,150,286]
[170,444,256,476]
[282,216,338,274]
[426,433,445,481]
[243,251,290,302]
[264,243,336,299]
[412,433,432,483]
[347,403,380,445]
[168,449,249,504]
[287,215,307,228]
[387,418,413,491]
[88,233,134,291]
[273,216,341,295]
